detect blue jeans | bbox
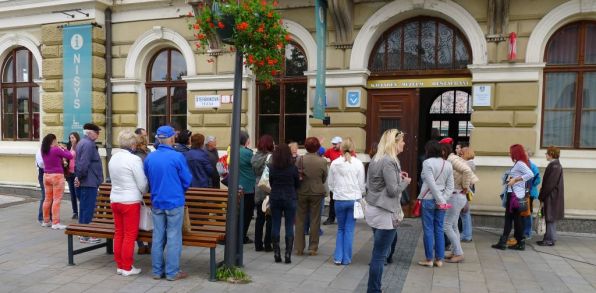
[460,206,473,241]
[78,187,98,224]
[271,199,296,239]
[421,199,446,261]
[334,200,355,265]
[66,174,78,215]
[151,206,184,279]
[367,228,397,293]
[37,168,46,222]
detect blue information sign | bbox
[63,24,93,142]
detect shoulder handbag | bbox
[353,198,367,220]
[257,154,272,193]
[535,203,546,235]
[182,206,192,234]
[139,201,153,231]
[297,156,305,181]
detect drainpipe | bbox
[105,8,113,181]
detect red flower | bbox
[271,69,277,75]
[218,22,225,29]
[267,11,274,18]
[209,22,215,28]
[193,24,200,30]
[258,60,265,66]
[261,0,267,6]
[276,42,284,49]
[257,24,265,33]
[236,22,249,31]
[195,43,201,48]
[198,33,206,40]
[187,12,193,17]
[285,34,292,41]
[273,1,279,7]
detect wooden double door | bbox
[367,89,419,207]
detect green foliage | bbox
[216,265,251,284]
[189,0,290,85]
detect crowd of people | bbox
[34,124,565,291]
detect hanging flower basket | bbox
[188,0,290,85]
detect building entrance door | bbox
[367,89,419,206]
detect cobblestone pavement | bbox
[1,195,596,293]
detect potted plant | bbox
[189,0,291,85]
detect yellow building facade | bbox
[0,0,595,227]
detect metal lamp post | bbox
[190,0,243,268]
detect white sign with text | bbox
[195,95,221,108]
[473,85,492,107]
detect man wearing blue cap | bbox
[144,125,192,281]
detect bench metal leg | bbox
[106,238,113,254]
[68,235,75,265]
[209,247,216,282]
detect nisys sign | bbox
[63,24,92,142]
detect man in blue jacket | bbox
[524,149,541,238]
[184,133,214,187]
[144,125,192,281]
[75,123,104,244]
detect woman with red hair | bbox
[491,144,534,250]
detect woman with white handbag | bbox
[327,138,365,266]
[108,130,149,277]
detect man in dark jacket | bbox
[204,135,220,189]
[173,129,191,153]
[144,125,192,281]
[75,123,104,244]
[184,133,214,188]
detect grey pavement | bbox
[1,194,596,293]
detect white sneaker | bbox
[51,223,67,230]
[121,266,141,276]
[41,222,51,227]
[116,268,123,275]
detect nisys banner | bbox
[63,24,92,142]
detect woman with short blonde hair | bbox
[109,129,149,276]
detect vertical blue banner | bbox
[313,0,327,120]
[63,24,93,142]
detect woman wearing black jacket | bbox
[268,143,301,264]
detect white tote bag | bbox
[139,201,153,231]
[257,154,272,193]
[353,200,365,219]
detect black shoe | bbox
[255,246,264,252]
[284,236,294,264]
[273,237,281,263]
[71,213,78,220]
[264,244,273,252]
[508,240,525,251]
[244,237,254,244]
[323,219,335,225]
[536,240,554,247]
[386,256,394,264]
[491,236,507,250]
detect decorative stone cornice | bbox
[328,0,354,48]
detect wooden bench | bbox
[65,183,229,281]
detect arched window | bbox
[256,42,307,145]
[542,21,596,148]
[146,48,187,141]
[429,90,473,143]
[369,17,471,74]
[1,47,39,140]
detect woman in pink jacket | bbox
[40,133,73,230]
